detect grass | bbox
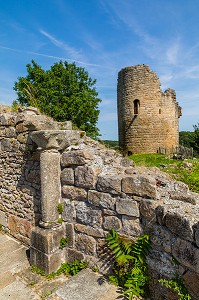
[129,153,199,193]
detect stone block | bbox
[0,211,7,227]
[97,175,121,195]
[5,127,16,138]
[103,216,122,231]
[0,138,11,151]
[76,202,102,227]
[0,126,6,137]
[75,223,105,237]
[88,190,115,210]
[23,114,60,131]
[116,197,139,217]
[121,216,142,236]
[31,130,84,151]
[122,174,157,198]
[75,166,100,189]
[103,209,117,216]
[30,246,64,274]
[0,113,17,126]
[147,250,177,278]
[65,223,75,247]
[149,224,172,253]
[62,199,76,223]
[67,248,85,263]
[165,211,194,242]
[172,238,199,272]
[61,149,93,167]
[183,270,199,300]
[30,225,66,254]
[139,199,159,223]
[8,215,32,240]
[75,233,96,255]
[62,186,87,201]
[195,223,199,248]
[60,168,74,185]
[155,205,166,225]
[15,123,29,133]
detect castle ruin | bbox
[117,64,182,154]
[0,107,199,299]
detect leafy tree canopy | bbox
[179,131,195,148]
[13,60,101,138]
[192,123,199,154]
[179,124,199,156]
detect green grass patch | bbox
[129,153,199,193]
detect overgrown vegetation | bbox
[106,229,151,299]
[129,153,199,193]
[159,277,192,300]
[31,260,88,280]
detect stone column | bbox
[29,129,85,273]
[39,149,60,228]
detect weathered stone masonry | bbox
[117,64,182,154]
[1,106,199,299]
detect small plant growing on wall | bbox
[59,237,69,249]
[57,203,64,214]
[106,229,151,299]
[159,277,192,300]
[57,218,63,224]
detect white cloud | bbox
[165,39,181,65]
[39,29,84,60]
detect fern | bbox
[159,277,192,300]
[106,229,151,299]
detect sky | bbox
[0,0,199,140]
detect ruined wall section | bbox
[0,106,70,244]
[0,107,198,299]
[0,108,41,244]
[117,64,181,154]
[160,89,182,150]
[58,140,199,299]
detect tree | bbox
[13,60,101,138]
[192,123,199,154]
[179,131,195,148]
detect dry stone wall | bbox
[117,65,182,154]
[0,107,199,299]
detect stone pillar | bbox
[29,129,85,273]
[39,149,60,228]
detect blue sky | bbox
[0,0,199,140]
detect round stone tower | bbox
[117,64,181,154]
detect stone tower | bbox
[117,64,182,154]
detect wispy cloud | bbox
[0,45,107,68]
[39,29,83,60]
[166,41,181,65]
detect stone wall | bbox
[117,65,182,154]
[0,107,40,244]
[0,107,199,299]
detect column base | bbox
[30,225,66,274]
